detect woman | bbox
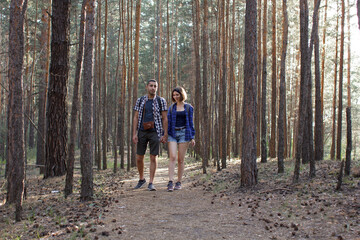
[167,87,195,192]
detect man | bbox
[132,79,168,191]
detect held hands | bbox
[132,135,138,144]
[160,134,168,143]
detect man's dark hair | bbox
[147,79,157,85]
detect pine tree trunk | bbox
[261,0,268,163]
[156,0,162,96]
[345,107,352,175]
[256,0,262,158]
[117,0,125,170]
[80,0,95,201]
[193,0,202,161]
[214,1,221,170]
[28,112,35,148]
[294,0,310,182]
[241,0,258,187]
[96,0,102,170]
[345,0,351,175]
[45,0,70,178]
[221,0,227,169]
[320,0,328,158]
[174,4,179,87]
[314,0,323,161]
[336,0,345,160]
[132,0,141,168]
[269,0,277,158]
[25,0,37,154]
[36,6,50,174]
[330,0,339,160]
[202,0,209,171]
[65,0,86,197]
[278,0,288,174]
[306,0,321,177]
[102,0,108,170]
[7,0,27,222]
[166,0,171,102]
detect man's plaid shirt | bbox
[133,95,167,138]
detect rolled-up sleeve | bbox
[133,98,141,111]
[189,106,195,139]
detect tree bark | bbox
[345,107,352,175]
[269,0,277,158]
[7,0,27,222]
[320,0,328,159]
[132,0,141,168]
[330,0,339,160]
[102,0,108,170]
[256,0,262,158]
[117,0,125,170]
[220,0,227,169]
[65,0,86,197]
[306,0,321,177]
[45,0,70,178]
[156,0,162,96]
[278,0,288,174]
[193,0,202,161]
[261,0,268,163]
[294,0,310,182]
[80,0,95,201]
[345,0,351,175]
[202,0,209,171]
[241,0,257,187]
[24,0,38,156]
[128,0,135,169]
[314,0,323,161]
[336,0,345,161]
[36,6,50,174]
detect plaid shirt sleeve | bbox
[159,97,168,111]
[133,97,144,132]
[133,97,142,111]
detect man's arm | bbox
[132,111,139,144]
[160,110,168,143]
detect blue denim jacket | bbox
[167,103,195,141]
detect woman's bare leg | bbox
[168,141,178,181]
[177,142,189,182]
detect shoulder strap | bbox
[185,103,190,114]
[156,96,162,111]
[169,103,174,114]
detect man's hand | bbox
[132,135,138,144]
[160,134,168,143]
[190,139,195,147]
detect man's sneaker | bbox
[134,179,146,189]
[148,183,156,191]
[167,181,174,192]
[174,182,182,190]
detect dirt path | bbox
[89,162,266,240]
[1,158,359,239]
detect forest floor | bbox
[0,153,359,240]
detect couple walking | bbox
[132,79,195,192]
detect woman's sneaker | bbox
[167,181,174,192]
[148,183,156,191]
[174,182,182,190]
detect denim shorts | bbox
[168,128,188,143]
